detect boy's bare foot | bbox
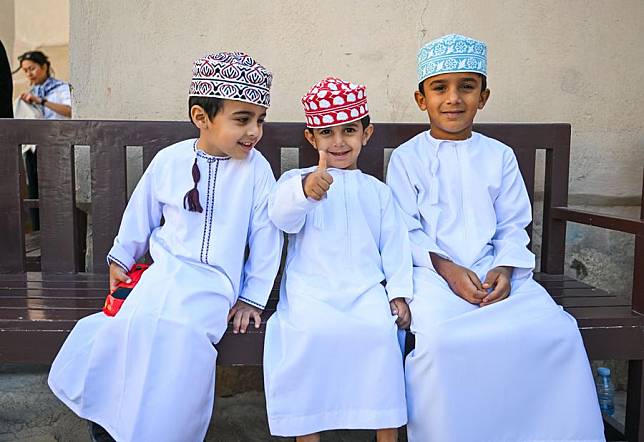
[376,427,398,442]
[296,433,320,442]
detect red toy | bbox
[103,263,150,316]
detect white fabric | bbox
[48,139,283,442]
[264,167,412,436]
[13,99,41,155]
[387,131,605,442]
[13,98,43,120]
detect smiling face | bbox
[304,120,374,170]
[415,72,490,141]
[190,99,267,159]
[20,59,48,85]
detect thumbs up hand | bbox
[303,149,334,200]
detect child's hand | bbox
[431,254,486,304]
[389,297,411,330]
[302,150,333,200]
[109,262,131,292]
[480,266,513,307]
[227,299,263,334]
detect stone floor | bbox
[0,363,625,442]
[0,364,400,441]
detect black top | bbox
[0,40,13,118]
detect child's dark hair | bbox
[418,74,487,95]
[188,96,224,125]
[305,115,371,133]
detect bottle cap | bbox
[597,367,611,376]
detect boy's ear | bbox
[362,124,374,146]
[478,89,491,110]
[190,105,209,128]
[303,128,318,149]
[414,90,427,111]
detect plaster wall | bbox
[0,0,14,60]
[69,0,644,202]
[10,0,69,96]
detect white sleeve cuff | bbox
[106,243,135,271]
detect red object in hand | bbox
[103,263,150,317]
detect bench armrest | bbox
[552,207,644,235]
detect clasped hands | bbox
[431,254,513,307]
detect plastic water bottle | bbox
[596,367,615,416]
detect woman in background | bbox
[15,50,72,230]
[17,50,71,119]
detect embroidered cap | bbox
[301,77,368,129]
[417,34,487,84]
[189,51,272,108]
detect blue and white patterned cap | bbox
[417,34,487,84]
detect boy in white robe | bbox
[264,77,412,442]
[47,52,283,442]
[387,34,606,442]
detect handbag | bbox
[103,263,150,316]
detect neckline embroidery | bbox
[193,139,231,163]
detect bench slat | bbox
[0,143,25,273]
[90,134,128,273]
[0,272,108,282]
[255,123,304,178]
[38,143,80,272]
[541,124,572,274]
[0,294,618,309]
[0,289,104,297]
[0,298,103,308]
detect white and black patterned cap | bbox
[189,51,272,108]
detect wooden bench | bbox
[0,119,642,440]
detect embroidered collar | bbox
[192,139,231,163]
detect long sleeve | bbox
[379,188,413,301]
[268,169,321,234]
[238,166,284,309]
[490,150,536,276]
[386,151,449,271]
[107,160,163,271]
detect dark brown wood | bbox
[632,170,644,314]
[625,360,644,441]
[622,172,644,441]
[513,149,536,241]
[0,138,26,273]
[540,124,571,273]
[89,133,128,272]
[37,143,80,272]
[579,326,644,360]
[552,207,644,235]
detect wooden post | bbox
[632,169,644,314]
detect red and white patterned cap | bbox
[301,77,368,129]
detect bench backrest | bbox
[0,120,571,275]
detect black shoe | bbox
[87,421,116,442]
